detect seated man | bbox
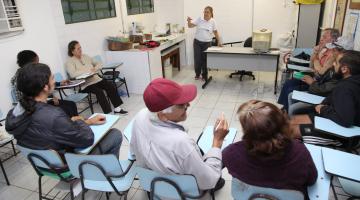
[288,36,354,116]
[278,28,340,111]
[5,63,122,157]
[130,78,229,191]
[291,50,360,147]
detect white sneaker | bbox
[114,107,128,115]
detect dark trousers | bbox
[91,128,123,158]
[194,39,212,79]
[277,79,308,111]
[82,79,123,114]
[48,100,78,118]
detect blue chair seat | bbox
[83,160,136,192]
[231,178,304,200]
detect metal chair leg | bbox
[38,176,43,200]
[11,141,17,156]
[0,159,10,185]
[123,78,130,97]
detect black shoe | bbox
[213,177,225,191]
[114,109,128,115]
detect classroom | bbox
[0,0,359,199]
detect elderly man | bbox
[291,50,360,147]
[278,28,340,111]
[130,78,229,191]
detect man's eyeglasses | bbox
[175,104,189,109]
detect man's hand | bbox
[315,104,324,114]
[85,114,106,125]
[53,96,60,106]
[301,75,315,85]
[212,114,229,148]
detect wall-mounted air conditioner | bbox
[0,0,24,35]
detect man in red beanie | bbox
[130,78,229,192]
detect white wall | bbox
[322,0,336,28]
[183,0,296,66]
[343,0,360,50]
[0,0,63,114]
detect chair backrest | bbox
[136,167,201,199]
[17,145,65,169]
[231,178,304,200]
[65,153,123,181]
[244,37,252,48]
[92,55,102,63]
[54,72,64,82]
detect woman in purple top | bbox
[223,100,317,199]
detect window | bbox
[126,0,154,15]
[61,0,116,24]
[0,0,24,34]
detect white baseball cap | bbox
[326,36,354,50]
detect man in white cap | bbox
[130,78,229,193]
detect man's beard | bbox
[334,69,343,80]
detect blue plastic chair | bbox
[231,178,304,200]
[322,147,360,199]
[124,119,136,160]
[64,153,136,200]
[0,109,17,186]
[17,145,75,200]
[136,166,212,200]
[54,72,93,114]
[314,116,360,152]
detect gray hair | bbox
[149,105,175,121]
[323,28,340,40]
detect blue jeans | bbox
[277,79,308,111]
[91,128,123,157]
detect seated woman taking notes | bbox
[65,40,127,114]
[223,100,317,200]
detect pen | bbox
[215,112,224,130]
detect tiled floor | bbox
[0,68,351,199]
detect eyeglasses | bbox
[175,103,189,109]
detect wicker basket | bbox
[107,40,133,51]
[129,35,144,43]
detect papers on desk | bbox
[292,90,325,105]
[103,62,123,69]
[75,113,120,154]
[197,126,237,153]
[75,72,95,80]
[289,57,310,64]
[207,47,223,51]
